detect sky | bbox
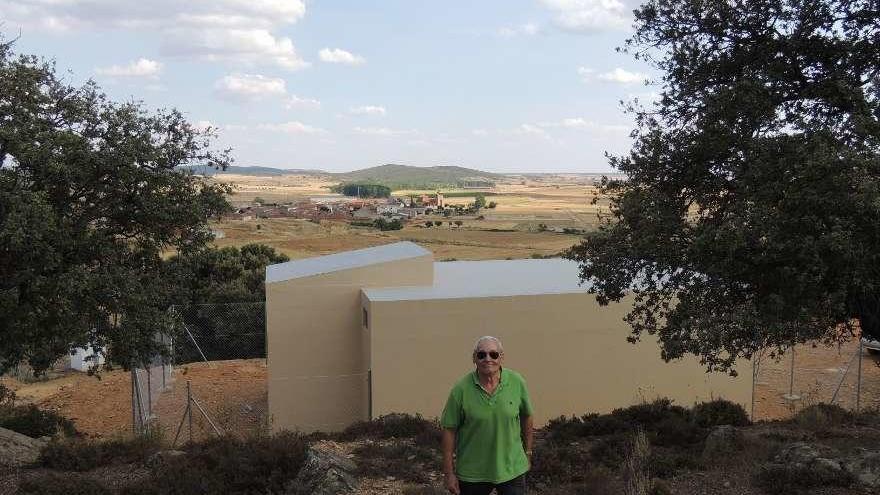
[0,0,657,174]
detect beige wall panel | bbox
[368,293,751,426]
[267,254,432,432]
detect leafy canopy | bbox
[568,0,880,373]
[0,40,232,373]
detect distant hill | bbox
[334,164,501,189]
[177,165,327,176]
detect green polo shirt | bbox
[440,368,534,484]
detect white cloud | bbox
[497,22,540,37]
[319,48,366,65]
[214,73,287,101]
[538,0,631,33]
[472,128,489,137]
[1,0,308,70]
[577,66,595,82]
[95,58,162,78]
[515,124,551,139]
[162,28,308,70]
[353,127,416,137]
[598,67,647,84]
[536,117,630,134]
[285,95,321,109]
[349,105,386,116]
[258,121,327,134]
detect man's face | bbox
[473,341,504,375]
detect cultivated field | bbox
[208,173,612,260]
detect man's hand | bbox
[444,473,460,494]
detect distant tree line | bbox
[331,183,391,198]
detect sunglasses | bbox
[476,350,501,360]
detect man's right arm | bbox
[442,428,459,494]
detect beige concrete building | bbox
[266,242,752,432]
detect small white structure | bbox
[69,346,106,372]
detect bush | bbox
[754,461,855,494]
[530,441,593,485]
[0,403,76,438]
[374,218,404,231]
[18,472,112,495]
[793,404,853,429]
[692,399,750,427]
[39,434,162,471]
[123,432,308,495]
[546,399,698,444]
[339,413,441,442]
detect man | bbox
[441,336,534,495]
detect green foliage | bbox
[39,435,162,471]
[374,218,404,231]
[433,220,442,227]
[165,244,288,305]
[793,403,853,429]
[473,194,487,209]
[454,220,463,227]
[424,220,433,228]
[487,201,497,208]
[123,432,308,495]
[252,196,266,204]
[331,182,391,198]
[692,399,751,427]
[0,40,232,373]
[0,403,76,438]
[567,0,880,373]
[546,399,705,447]
[350,220,375,227]
[0,386,76,438]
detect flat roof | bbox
[363,259,590,301]
[266,241,431,283]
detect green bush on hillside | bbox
[0,384,76,438]
[692,398,751,427]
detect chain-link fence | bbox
[133,302,268,443]
[753,338,874,420]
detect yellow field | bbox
[209,173,613,260]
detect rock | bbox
[146,449,187,469]
[702,425,744,460]
[842,448,880,488]
[287,446,358,495]
[0,426,46,467]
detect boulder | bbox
[842,448,880,488]
[287,446,358,495]
[0,426,49,467]
[702,425,744,460]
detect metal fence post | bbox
[188,380,193,444]
[857,339,863,412]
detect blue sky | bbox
[1,0,656,173]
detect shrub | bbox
[546,399,699,445]
[354,441,439,483]
[339,413,441,442]
[793,404,853,429]
[18,472,112,495]
[530,441,592,485]
[649,448,702,478]
[0,403,76,438]
[652,415,705,447]
[375,218,404,231]
[754,462,855,494]
[692,399,750,427]
[39,434,162,471]
[124,432,308,495]
[589,434,628,469]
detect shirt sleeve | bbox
[519,376,534,417]
[440,387,462,429]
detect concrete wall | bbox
[266,254,433,432]
[365,292,751,425]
